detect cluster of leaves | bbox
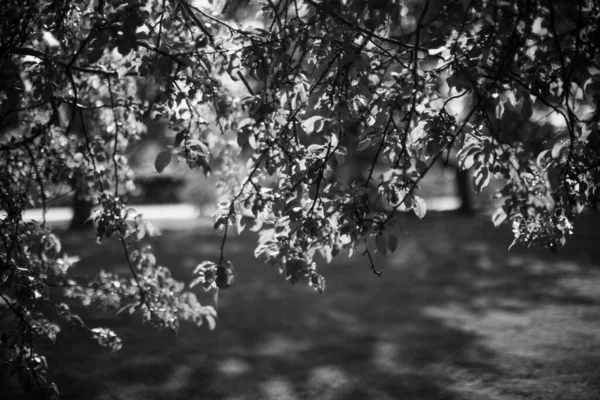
[1,0,600,397]
[0,0,225,396]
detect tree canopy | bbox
[1,0,600,396]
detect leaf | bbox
[458,146,481,170]
[135,222,146,240]
[204,313,216,331]
[248,134,257,149]
[494,100,505,119]
[303,116,324,135]
[503,90,517,106]
[193,261,216,275]
[296,84,308,103]
[551,140,568,159]
[199,157,212,177]
[367,74,380,86]
[307,144,324,153]
[473,167,491,192]
[409,125,425,144]
[334,148,346,165]
[330,132,339,148]
[250,217,264,232]
[117,65,134,80]
[357,137,371,151]
[536,150,550,168]
[413,196,427,219]
[375,233,387,255]
[350,95,368,115]
[234,214,246,235]
[237,118,255,129]
[42,31,60,48]
[310,273,326,294]
[213,215,228,232]
[319,245,333,263]
[492,208,507,227]
[186,139,209,155]
[571,82,584,100]
[366,114,376,127]
[154,151,172,173]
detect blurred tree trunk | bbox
[69,185,93,230]
[456,168,475,214]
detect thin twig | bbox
[362,239,383,276]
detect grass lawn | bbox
[5,212,600,400]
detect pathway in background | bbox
[11,196,463,227]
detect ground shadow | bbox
[6,212,600,399]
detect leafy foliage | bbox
[1,0,600,396]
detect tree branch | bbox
[303,0,425,51]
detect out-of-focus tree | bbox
[1,0,600,396]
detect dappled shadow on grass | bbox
[8,213,600,399]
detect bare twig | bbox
[363,239,383,276]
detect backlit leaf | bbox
[357,137,371,151]
[492,208,507,227]
[303,116,324,135]
[413,196,427,219]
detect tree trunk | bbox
[456,168,475,214]
[69,186,93,230]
